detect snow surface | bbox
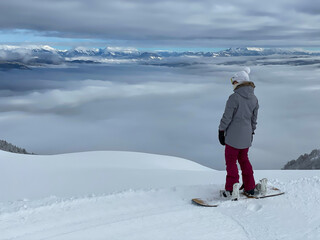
[1,150,320,240]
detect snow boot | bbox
[220,183,240,201]
[244,189,255,196]
[220,190,232,198]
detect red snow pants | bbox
[225,144,255,192]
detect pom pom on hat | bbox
[243,67,250,75]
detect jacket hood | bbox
[234,81,255,99]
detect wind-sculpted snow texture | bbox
[1,150,320,240]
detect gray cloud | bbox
[0,0,320,47]
[0,81,208,113]
[289,0,320,15]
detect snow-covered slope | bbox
[1,150,320,240]
[0,150,214,202]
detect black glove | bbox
[218,130,225,146]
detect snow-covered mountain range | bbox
[1,45,319,68]
[1,150,320,239]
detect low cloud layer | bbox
[0,81,208,113]
[1,56,320,170]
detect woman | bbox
[218,67,259,197]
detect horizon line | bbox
[0,44,320,53]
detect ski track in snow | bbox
[1,177,320,240]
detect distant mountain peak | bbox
[283,149,320,169]
[246,47,264,51]
[72,47,100,52]
[105,46,139,53]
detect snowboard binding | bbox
[255,178,268,196]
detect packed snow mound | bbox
[0,150,211,171]
[0,150,215,202]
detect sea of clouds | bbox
[1,52,320,170]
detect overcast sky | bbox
[1,0,320,49]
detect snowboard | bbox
[192,185,284,207]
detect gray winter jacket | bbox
[219,82,259,149]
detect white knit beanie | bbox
[231,67,251,89]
